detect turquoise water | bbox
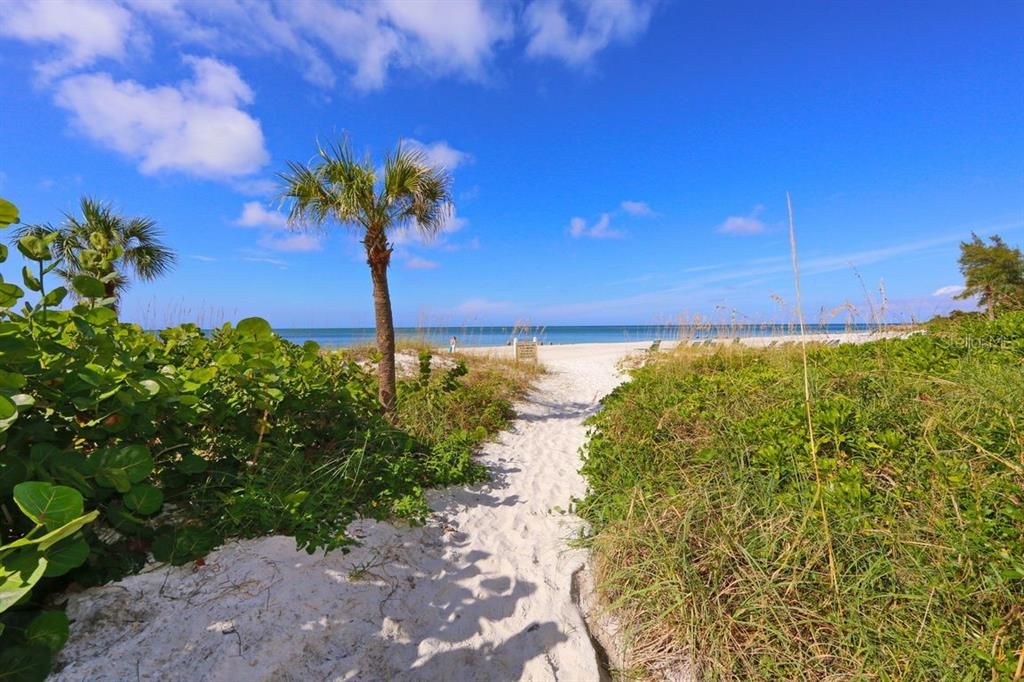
[274,324,886,349]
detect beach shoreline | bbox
[457,329,904,356]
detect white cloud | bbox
[257,232,322,253]
[230,177,279,196]
[405,256,440,270]
[441,236,481,252]
[717,205,767,235]
[620,199,653,216]
[718,216,765,235]
[0,0,135,80]
[276,0,401,90]
[241,254,288,269]
[405,139,472,171]
[932,284,965,297]
[180,54,254,105]
[568,199,649,239]
[235,202,288,229]
[456,297,515,317]
[189,254,216,262]
[380,0,514,81]
[54,56,268,179]
[138,0,514,91]
[391,207,468,247]
[4,0,655,95]
[569,213,623,239]
[235,201,321,252]
[524,0,653,66]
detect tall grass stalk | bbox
[787,191,839,599]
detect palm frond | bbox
[122,242,176,280]
[119,217,175,280]
[383,143,453,240]
[10,222,57,241]
[278,138,374,231]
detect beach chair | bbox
[766,340,778,348]
[647,339,662,354]
[514,340,538,363]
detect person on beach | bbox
[449,335,457,353]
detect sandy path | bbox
[53,342,645,682]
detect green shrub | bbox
[580,316,1024,680]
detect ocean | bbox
[274,323,888,349]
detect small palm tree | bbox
[14,197,175,306]
[279,139,453,418]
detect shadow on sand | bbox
[289,407,591,681]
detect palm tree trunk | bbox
[368,248,398,420]
[104,279,120,314]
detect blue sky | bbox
[1,0,1021,328]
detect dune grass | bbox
[397,351,543,445]
[579,313,1024,680]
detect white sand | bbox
[52,333,893,681]
[53,341,647,682]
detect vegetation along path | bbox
[53,343,645,681]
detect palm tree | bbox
[279,139,453,418]
[13,197,175,307]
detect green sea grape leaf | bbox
[92,445,153,492]
[0,282,25,308]
[124,484,163,515]
[84,306,116,325]
[0,644,51,682]
[42,286,68,308]
[13,482,84,530]
[189,367,217,384]
[26,611,69,653]
[0,458,28,495]
[42,537,90,577]
[2,511,99,551]
[139,379,160,396]
[10,394,34,411]
[0,550,47,614]
[0,198,18,228]
[16,235,50,261]
[21,266,41,292]
[177,452,207,475]
[0,395,16,420]
[214,351,241,366]
[78,249,103,270]
[236,317,272,338]
[71,274,105,298]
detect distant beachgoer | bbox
[449,335,457,353]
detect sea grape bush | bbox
[0,197,508,677]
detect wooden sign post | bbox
[515,340,538,363]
